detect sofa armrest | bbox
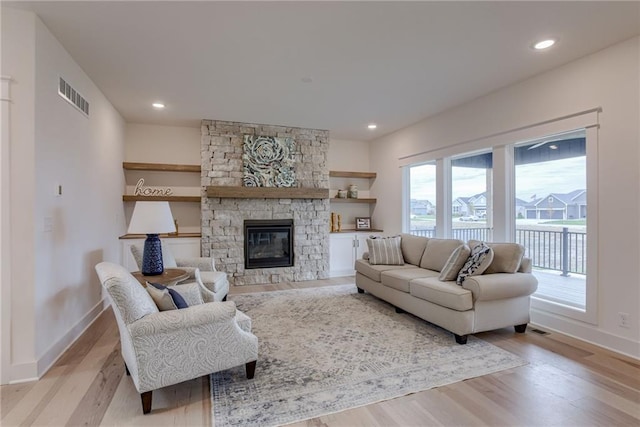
[176,257,216,272]
[462,273,538,302]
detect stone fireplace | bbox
[201,120,330,285]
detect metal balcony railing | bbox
[409,226,586,275]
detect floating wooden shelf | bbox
[119,232,202,240]
[329,171,377,179]
[206,186,329,199]
[123,195,201,202]
[330,197,377,204]
[123,162,201,172]
[330,229,384,233]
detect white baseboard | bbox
[7,362,38,384]
[35,298,109,378]
[531,308,640,360]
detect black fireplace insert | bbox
[244,219,294,269]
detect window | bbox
[514,130,587,310]
[407,162,436,237]
[451,151,492,241]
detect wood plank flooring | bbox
[2,276,638,426]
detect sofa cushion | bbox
[420,238,465,272]
[469,240,525,274]
[355,259,416,282]
[410,277,473,311]
[381,268,439,293]
[438,245,471,281]
[399,233,429,266]
[367,236,405,265]
[456,242,494,285]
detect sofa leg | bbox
[141,391,152,414]
[356,287,364,294]
[395,306,406,314]
[454,334,468,345]
[514,324,527,333]
[246,360,256,379]
[125,364,130,376]
[222,294,228,302]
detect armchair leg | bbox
[222,294,227,302]
[141,391,152,414]
[357,287,364,294]
[246,360,256,379]
[125,364,130,376]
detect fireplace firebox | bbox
[244,219,294,269]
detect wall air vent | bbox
[58,77,89,116]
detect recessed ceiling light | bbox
[368,124,377,130]
[152,102,165,109]
[533,39,556,50]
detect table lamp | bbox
[127,201,176,275]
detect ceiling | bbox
[6,1,640,141]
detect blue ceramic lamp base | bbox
[141,234,164,276]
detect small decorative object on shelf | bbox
[348,184,358,199]
[337,189,347,198]
[134,178,173,197]
[337,214,342,231]
[331,212,340,232]
[355,217,371,230]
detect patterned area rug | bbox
[210,285,526,426]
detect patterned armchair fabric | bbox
[130,243,229,302]
[95,262,258,414]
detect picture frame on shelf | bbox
[355,217,371,230]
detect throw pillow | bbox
[456,242,494,285]
[438,244,471,281]
[366,235,405,265]
[468,240,525,274]
[146,282,189,310]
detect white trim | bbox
[1,76,12,385]
[397,108,600,167]
[531,312,639,360]
[36,298,109,378]
[436,158,450,238]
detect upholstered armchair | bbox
[129,243,229,302]
[95,262,258,414]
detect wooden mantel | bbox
[206,186,329,199]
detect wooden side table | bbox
[132,268,190,287]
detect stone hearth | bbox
[201,120,330,285]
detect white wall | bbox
[1,7,127,383]
[125,123,200,164]
[124,123,201,233]
[369,37,640,357]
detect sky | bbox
[410,156,586,203]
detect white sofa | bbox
[355,234,538,344]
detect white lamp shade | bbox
[127,201,176,234]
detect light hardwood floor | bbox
[2,277,639,426]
